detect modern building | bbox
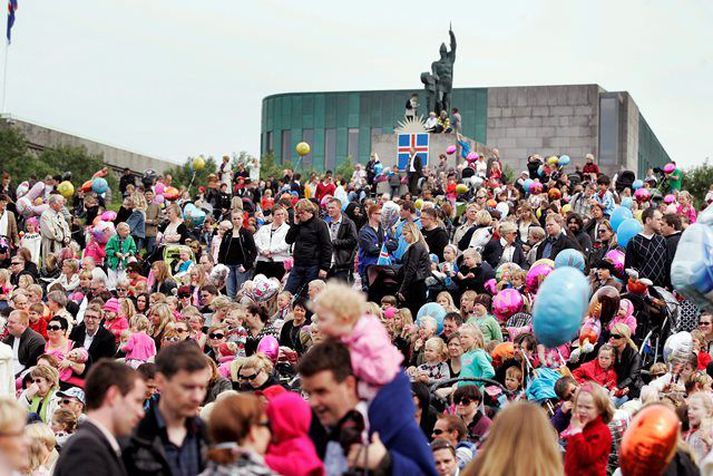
[261,83,671,177]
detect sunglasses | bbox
[455,398,475,406]
[257,420,271,430]
[432,429,446,435]
[700,322,712,326]
[164,337,180,343]
[61,399,77,405]
[209,333,225,339]
[47,325,63,331]
[239,373,259,381]
[609,334,623,339]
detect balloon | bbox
[495,202,509,218]
[579,323,599,346]
[455,183,468,194]
[101,211,117,222]
[634,188,651,203]
[417,303,446,335]
[532,267,590,347]
[468,176,483,188]
[522,179,533,193]
[632,180,644,190]
[251,274,280,301]
[91,178,108,194]
[663,194,676,204]
[57,181,74,199]
[295,142,311,157]
[548,188,561,200]
[604,249,625,273]
[184,203,206,226]
[15,181,29,198]
[484,278,498,295]
[561,204,572,214]
[537,164,544,177]
[621,197,634,210]
[257,336,280,363]
[92,220,116,244]
[155,182,165,195]
[495,263,522,281]
[374,163,383,175]
[79,180,93,192]
[526,262,554,293]
[547,156,559,166]
[532,258,555,269]
[610,206,633,232]
[154,194,165,204]
[16,182,46,217]
[192,156,206,171]
[554,249,586,272]
[663,332,693,364]
[663,163,676,174]
[466,152,479,162]
[486,199,497,208]
[446,145,457,155]
[164,187,180,201]
[617,218,643,248]
[490,342,514,367]
[414,198,424,209]
[492,289,524,321]
[529,181,543,194]
[558,155,570,166]
[619,405,679,476]
[671,205,713,312]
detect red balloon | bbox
[81,180,93,192]
[163,186,180,201]
[620,405,679,476]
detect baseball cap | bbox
[57,387,85,405]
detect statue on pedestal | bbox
[421,26,456,116]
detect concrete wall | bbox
[622,93,640,173]
[1,117,174,173]
[486,84,602,174]
[370,131,490,171]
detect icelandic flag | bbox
[376,242,392,266]
[397,133,429,171]
[6,0,17,44]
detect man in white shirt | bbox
[2,310,45,377]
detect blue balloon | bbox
[533,267,589,347]
[610,206,633,232]
[621,197,634,210]
[632,180,644,191]
[374,163,383,175]
[554,249,585,272]
[523,178,533,193]
[558,155,571,166]
[537,165,544,177]
[91,177,108,194]
[416,302,446,335]
[617,218,643,248]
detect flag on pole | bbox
[376,242,392,266]
[6,0,17,44]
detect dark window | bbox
[347,128,359,161]
[281,130,291,165]
[302,129,314,169]
[325,128,337,171]
[266,131,274,153]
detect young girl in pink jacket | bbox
[121,314,156,368]
[312,282,403,402]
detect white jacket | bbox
[254,222,291,262]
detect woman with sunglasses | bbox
[609,323,644,406]
[19,365,61,424]
[589,219,620,266]
[233,354,278,393]
[202,393,275,476]
[452,384,491,447]
[205,324,229,363]
[43,317,84,388]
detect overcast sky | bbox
[5,0,711,168]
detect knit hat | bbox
[103,298,120,314]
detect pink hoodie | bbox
[265,392,324,476]
[608,298,637,335]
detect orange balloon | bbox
[163,186,180,201]
[620,404,679,476]
[490,342,514,367]
[81,180,93,192]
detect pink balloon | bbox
[529,181,543,194]
[484,278,498,295]
[492,288,524,321]
[101,210,117,222]
[663,194,676,204]
[257,336,279,363]
[663,163,676,174]
[634,188,651,202]
[446,145,457,155]
[466,152,479,162]
[154,194,165,204]
[604,249,625,273]
[526,263,554,293]
[155,182,165,195]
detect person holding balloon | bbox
[39,194,71,264]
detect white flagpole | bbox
[1,39,9,114]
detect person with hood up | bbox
[265,391,325,476]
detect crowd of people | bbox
[0,144,711,476]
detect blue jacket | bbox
[357,224,384,274]
[126,210,146,239]
[368,370,437,476]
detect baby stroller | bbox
[429,377,512,415]
[365,264,401,303]
[163,244,196,281]
[637,286,679,367]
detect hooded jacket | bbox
[265,392,324,476]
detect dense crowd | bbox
[0,144,711,476]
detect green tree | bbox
[335,156,355,182]
[164,156,218,190]
[0,127,48,179]
[38,145,108,186]
[259,151,282,181]
[683,160,713,209]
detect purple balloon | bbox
[257,336,279,363]
[446,145,457,155]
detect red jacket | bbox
[572,360,617,390]
[564,416,612,476]
[583,163,600,175]
[315,181,335,201]
[698,351,712,371]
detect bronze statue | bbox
[422,26,456,116]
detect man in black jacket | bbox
[122,341,210,476]
[285,199,333,296]
[407,147,423,195]
[481,221,527,269]
[217,210,257,298]
[326,198,357,283]
[420,207,450,262]
[536,214,583,261]
[70,303,117,369]
[3,310,45,377]
[55,360,146,476]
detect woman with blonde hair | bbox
[148,302,175,349]
[149,261,177,295]
[515,204,540,243]
[232,353,278,393]
[397,221,431,317]
[23,422,58,475]
[608,323,643,403]
[464,401,562,476]
[0,397,28,472]
[19,365,61,424]
[459,209,494,252]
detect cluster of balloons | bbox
[671,203,713,312]
[15,182,48,217]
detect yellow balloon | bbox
[547,155,559,165]
[296,142,311,157]
[414,198,424,209]
[193,156,206,171]
[57,181,74,199]
[562,204,572,214]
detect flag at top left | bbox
[6,0,17,44]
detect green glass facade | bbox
[638,114,671,177]
[261,88,488,170]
